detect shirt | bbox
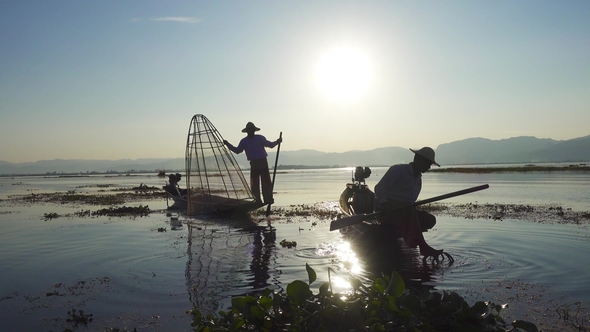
[226,134,277,161]
[374,163,421,205]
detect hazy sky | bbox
[1,1,589,163]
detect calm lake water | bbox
[0,167,589,331]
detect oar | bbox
[329,184,489,231]
[265,132,282,217]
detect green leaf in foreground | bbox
[305,263,317,285]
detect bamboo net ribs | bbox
[185,114,258,215]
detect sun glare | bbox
[315,47,373,102]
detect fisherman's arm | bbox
[223,140,243,154]
[263,135,282,148]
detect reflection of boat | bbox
[165,114,266,215]
[184,221,278,314]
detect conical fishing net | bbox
[185,114,258,215]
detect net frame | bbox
[185,114,256,215]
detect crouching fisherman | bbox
[374,147,452,263]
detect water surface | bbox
[0,169,589,330]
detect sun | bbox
[314,47,373,102]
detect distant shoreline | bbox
[1,163,589,177]
[429,164,589,173]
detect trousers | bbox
[249,158,273,204]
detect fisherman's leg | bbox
[417,210,436,231]
[403,209,426,248]
[382,205,449,262]
[393,208,439,257]
[414,211,450,261]
[249,161,262,202]
[260,164,273,204]
[377,205,421,248]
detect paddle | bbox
[329,184,489,231]
[265,132,282,217]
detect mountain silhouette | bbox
[1,135,589,175]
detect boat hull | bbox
[163,184,264,215]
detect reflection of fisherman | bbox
[223,122,282,204]
[249,228,276,289]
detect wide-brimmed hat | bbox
[410,147,440,167]
[242,122,260,133]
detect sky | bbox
[1,1,589,163]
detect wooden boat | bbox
[163,172,266,214]
[337,167,488,239]
[164,114,266,215]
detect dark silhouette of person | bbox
[374,147,450,262]
[224,122,282,204]
[168,173,181,187]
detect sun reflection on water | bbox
[334,241,361,274]
[315,240,364,290]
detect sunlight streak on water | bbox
[334,241,362,274]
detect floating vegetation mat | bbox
[1,185,164,206]
[41,205,152,220]
[2,185,590,226]
[422,202,590,225]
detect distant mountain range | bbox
[1,135,589,175]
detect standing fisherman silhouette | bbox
[224,122,282,205]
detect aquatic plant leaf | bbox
[450,322,483,332]
[346,298,364,321]
[512,320,539,332]
[230,318,245,330]
[259,295,273,310]
[470,301,489,316]
[319,282,330,297]
[349,277,362,292]
[444,291,468,309]
[190,309,202,325]
[262,317,274,330]
[369,322,385,332]
[250,305,266,320]
[305,263,317,285]
[386,295,398,312]
[286,280,312,305]
[231,297,246,312]
[242,295,256,305]
[272,292,284,311]
[385,271,405,298]
[323,305,342,322]
[372,278,387,293]
[419,286,431,301]
[369,300,381,310]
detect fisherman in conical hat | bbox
[224,122,282,205]
[374,147,453,263]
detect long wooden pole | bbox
[329,184,489,231]
[266,132,282,217]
